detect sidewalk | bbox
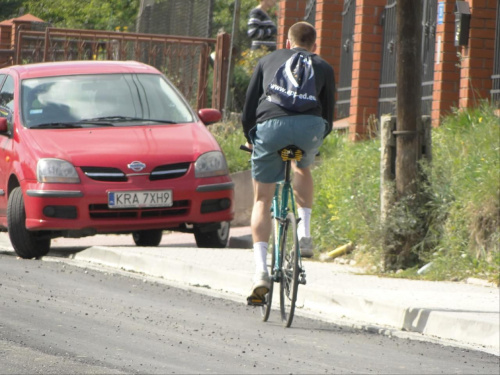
[1,228,498,355]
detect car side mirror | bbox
[0,117,8,133]
[198,108,222,126]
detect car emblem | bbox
[127,161,146,172]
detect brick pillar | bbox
[349,0,385,140]
[458,0,497,109]
[277,0,306,50]
[432,1,461,127]
[315,0,343,81]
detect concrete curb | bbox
[70,244,499,355]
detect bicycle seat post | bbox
[279,146,304,184]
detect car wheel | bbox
[194,221,230,248]
[132,229,163,247]
[7,187,51,259]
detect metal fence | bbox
[304,0,316,26]
[492,3,500,108]
[14,27,229,110]
[137,0,214,38]
[378,0,437,117]
[336,0,356,119]
[421,0,438,116]
[378,0,397,117]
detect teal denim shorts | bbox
[249,115,325,183]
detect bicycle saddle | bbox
[278,145,305,162]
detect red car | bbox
[0,60,234,259]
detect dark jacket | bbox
[247,7,277,51]
[241,47,336,143]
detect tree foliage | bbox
[0,0,25,20]
[20,0,140,31]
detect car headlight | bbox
[37,159,80,183]
[194,151,229,178]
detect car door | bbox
[0,74,14,217]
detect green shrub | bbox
[418,103,499,282]
[209,119,250,174]
[312,133,381,253]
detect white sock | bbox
[297,207,312,239]
[253,242,268,273]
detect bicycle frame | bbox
[270,160,301,281]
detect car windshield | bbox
[21,73,195,128]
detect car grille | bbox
[150,163,190,181]
[81,163,191,182]
[89,200,190,219]
[81,167,127,182]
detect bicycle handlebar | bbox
[239,144,252,153]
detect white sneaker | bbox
[247,271,270,304]
[299,237,314,258]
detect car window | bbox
[21,73,195,128]
[0,75,14,110]
[134,74,194,123]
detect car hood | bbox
[25,123,220,168]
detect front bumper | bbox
[23,174,234,233]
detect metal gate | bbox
[492,3,500,108]
[378,0,437,117]
[378,0,398,117]
[421,0,438,116]
[14,27,229,110]
[305,0,316,25]
[336,0,356,119]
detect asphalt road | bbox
[1,251,498,374]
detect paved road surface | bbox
[1,253,498,374]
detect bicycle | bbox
[241,144,307,328]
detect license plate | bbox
[108,190,173,209]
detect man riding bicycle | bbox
[241,21,336,302]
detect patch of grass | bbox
[418,102,500,283]
[209,119,251,174]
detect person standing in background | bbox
[247,0,277,51]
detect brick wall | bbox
[458,0,497,109]
[315,0,343,81]
[277,0,307,49]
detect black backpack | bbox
[266,52,318,112]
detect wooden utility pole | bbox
[383,0,424,270]
[395,0,422,199]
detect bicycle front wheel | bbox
[279,212,299,327]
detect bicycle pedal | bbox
[247,296,266,306]
[299,274,307,285]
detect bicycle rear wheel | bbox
[279,212,299,327]
[261,217,277,321]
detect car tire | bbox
[194,221,230,248]
[132,229,163,247]
[7,187,51,259]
